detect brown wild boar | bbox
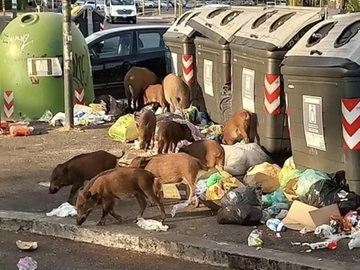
[76,167,166,226]
[222,110,252,145]
[143,84,168,112]
[49,150,124,204]
[179,140,225,170]
[157,121,194,154]
[129,153,208,208]
[137,110,157,151]
[124,67,159,111]
[162,73,191,112]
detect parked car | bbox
[84,0,106,9]
[85,25,171,99]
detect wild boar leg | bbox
[143,189,166,222]
[68,182,83,205]
[97,200,109,226]
[157,140,164,154]
[134,193,147,221]
[106,200,122,223]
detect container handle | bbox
[205,22,212,28]
[310,49,323,56]
[250,34,258,39]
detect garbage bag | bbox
[302,170,360,216]
[278,156,304,187]
[296,169,330,199]
[108,114,138,142]
[262,187,288,208]
[217,186,263,225]
[221,143,272,177]
[244,162,281,194]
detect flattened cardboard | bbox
[282,200,341,232]
[162,183,189,200]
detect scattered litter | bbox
[38,181,50,188]
[17,256,37,270]
[248,229,263,247]
[275,209,289,220]
[256,247,262,250]
[266,218,287,238]
[170,196,196,217]
[136,218,169,232]
[318,258,323,261]
[300,227,311,234]
[46,202,77,217]
[314,224,335,238]
[16,240,38,251]
[348,231,360,250]
[302,240,338,250]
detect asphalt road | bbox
[0,230,226,270]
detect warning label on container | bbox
[170,52,178,75]
[242,68,255,113]
[203,59,214,97]
[27,58,62,77]
[303,95,326,151]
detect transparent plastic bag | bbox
[248,229,263,247]
[17,257,37,270]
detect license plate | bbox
[121,15,127,18]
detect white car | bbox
[71,0,84,8]
[85,0,105,9]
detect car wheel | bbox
[133,18,137,24]
[110,16,114,24]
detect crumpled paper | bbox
[136,218,168,232]
[46,202,77,218]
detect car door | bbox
[88,31,136,99]
[134,28,168,81]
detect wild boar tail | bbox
[116,150,125,160]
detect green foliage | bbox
[346,0,360,12]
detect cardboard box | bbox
[282,200,341,232]
[162,183,189,200]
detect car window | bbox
[137,31,165,53]
[90,32,132,58]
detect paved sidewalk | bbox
[0,128,359,269]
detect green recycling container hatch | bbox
[0,12,94,120]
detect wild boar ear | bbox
[59,164,68,174]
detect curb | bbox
[0,210,355,270]
[137,16,175,20]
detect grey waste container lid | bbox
[163,8,203,43]
[283,13,360,69]
[187,6,264,45]
[232,7,325,51]
[72,6,105,21]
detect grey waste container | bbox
[281,13,360,195]
[163,9,204,110]
[188,7,262,124]
[72,7,105,37]
[230,7,325,154]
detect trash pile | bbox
[192,154,360,251]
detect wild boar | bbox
[76,167,166,226]
[162,73,191,112]
[143,84,168,113]
[124,67,159,111]
[49,150,124,204]
[179,140,225,170]
[222,110,252,145]
[137,110,157,151]
[157,121,194,154]
[129,153,208,208]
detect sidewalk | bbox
[0,128,359,269]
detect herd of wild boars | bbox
[49,67,255,227]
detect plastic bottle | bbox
[264,203,289,217]
[17,257,37,270]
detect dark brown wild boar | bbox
[76,167,166,226]
[143,84,168,112]
[124,67,159,111]
[222,109,252,145]
[137,110,157,151]
[162,73,191,112]
[129,153,208,208]
[49,150,124,204]
[179,140,225,170]
[157,121,194,154]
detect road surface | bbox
[0,230,226,270]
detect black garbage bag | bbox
[302,170,360,216]
[217,186,263,225]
